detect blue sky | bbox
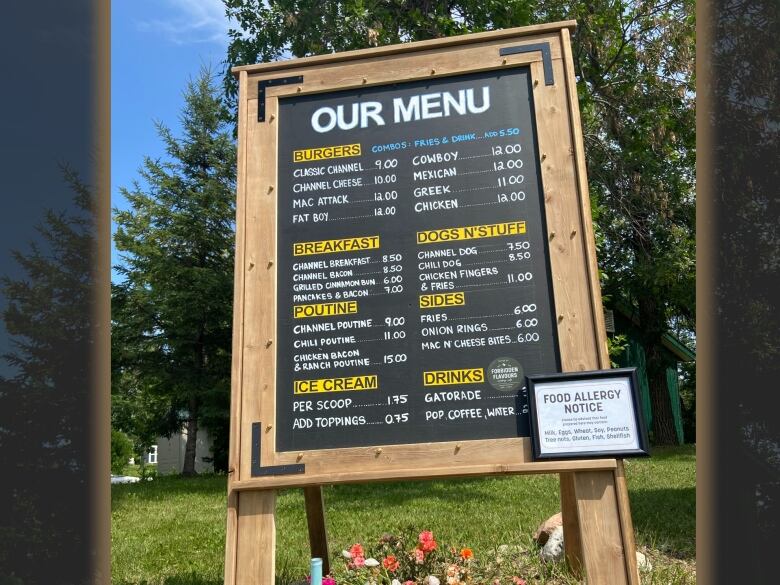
[112,0,232,280]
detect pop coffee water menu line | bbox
[275,68,560,452]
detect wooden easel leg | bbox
[225,489,277,585]
[304,486,330,575]
[614,461,641,584]
[559,472,583,574]
[224,490,239,585]
[571,469,635,585]
[560,467,640,585]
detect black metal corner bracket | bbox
[257,75,304,122]
[250,422,306,476]
[499,43,554,86]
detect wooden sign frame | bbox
[226,21,640,585]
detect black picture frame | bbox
[526,367,651,460]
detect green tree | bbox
[111,429,134,475]
[223,0,535,101]
[223,0,695,445]
[536,0,696,444]
[111,367,170,473]
[112,69,236,474]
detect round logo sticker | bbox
[487,357,524,392]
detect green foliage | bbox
[223,0,535,102]
[112,68,236,472]
[606,332,628,368]
[542,0,696,320]
[541,0,695,443]
[111,369,170,459]
[111,429,135,475]
[139,463,158,481]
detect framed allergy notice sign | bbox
[527,368,650,459]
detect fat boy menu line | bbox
[275,68,561,452]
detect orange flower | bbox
[383,555,400,572]
[459,548,473,560]
[349,543,364,558]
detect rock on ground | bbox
[536,523,652,573]
[533,512,563,546]
[540,526,565,562]
[636,550,653,572]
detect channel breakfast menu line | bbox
[275,68,560,452]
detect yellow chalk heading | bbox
[419,292,465,309]
[417,221,526,244]
[294,235,380,256]
[293,143,361,162]
[294,375,378,394]
[423,368,485,386]
[293,301,357,319]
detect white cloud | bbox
[135,0,230,45]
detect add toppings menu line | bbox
[275,68,560,452]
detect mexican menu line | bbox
[275,69,560,452]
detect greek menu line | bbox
[276,68,560,452]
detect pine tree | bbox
[112,69,236,474]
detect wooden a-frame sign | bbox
[226,21,641,585]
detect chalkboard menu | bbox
[275,68,560,452]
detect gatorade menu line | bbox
[275,68,560,452]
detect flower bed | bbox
[327,529,528,585]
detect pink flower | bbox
[511,577,526,585]
[418,531,437,553]
[323,578,336,585]
[405,582,415,585]
[352,555,366,568]
[414,549,425,564]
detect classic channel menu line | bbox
[276,69,560,452]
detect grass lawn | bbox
[112,445,695,585]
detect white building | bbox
[155,427,214,475]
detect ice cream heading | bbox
[310,86,491,133]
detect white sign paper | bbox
[534,376,640,455]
